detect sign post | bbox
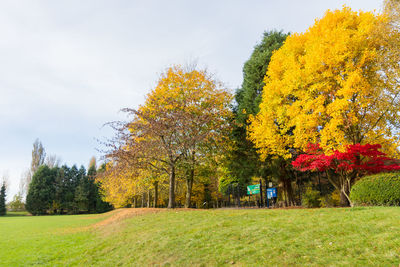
[259,179,264,208]
[266,182,269,208]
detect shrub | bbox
[350,172,400,206]
[320,190,341,208]
[302,184,321,208]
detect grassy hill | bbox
[1,207,400,266]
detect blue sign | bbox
[267,188,277,199]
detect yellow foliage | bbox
[249,7,400,159]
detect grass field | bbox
[1,207,400,266]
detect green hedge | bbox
[350,172,400,206]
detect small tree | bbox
[8,194,25,212]
[292,143,400,206]
[0,182,6,215]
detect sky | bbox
[0,0,382,200]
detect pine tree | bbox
[26,165,56,215]
[0,182,6,216]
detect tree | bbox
[23,139,46,197]
[249,7,400,203]
[31,139,46,174]
[26,165,56,215]
[227,31,291,205]
[45,154,62,168]
[0,182,6,215]
[87,162,112,213]
[249,7,400,159]
[8,194,25,212]
[292,143,400,205]
[108,65,232,208]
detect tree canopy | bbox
[100,65,232,208]
[249,7,400,159]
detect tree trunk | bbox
[280,162,295,206]
[141,192,145,208]
[168,165,176,208]
[147,190,151,208]
[154,181,158,208]
[340,181,351,207]
[185,169,194,208]
[133,196,137,208]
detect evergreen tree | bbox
[0,182,6,216]
[74,179,89,213]
[227,31,288,193]
[64,165,79,213]
[74,166,88,213]
[26,165,56,215]
[87,164,98,212]
[92,164,113,213]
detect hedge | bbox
[350,172,400,206]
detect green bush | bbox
[302,185,321,208]
[350,172,400,206]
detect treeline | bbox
[26,163,112,215]
[99,2,400,209]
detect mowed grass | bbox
[1,207,400,266]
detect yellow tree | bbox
[99,117,169,208]
[97,161,140,208]
[249,7,400,205]
[123,65,232,208]
[249,7,400,157]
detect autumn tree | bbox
[117,65,232,208]
[292,143,400,205]
[249,7,400,204]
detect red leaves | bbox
[292,143,400,174]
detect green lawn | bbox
[1,207,400,266]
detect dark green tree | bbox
[93,163,113,213]
[0,182,6,215]
[227,31,289,195]
[86,164,97,212]
[74,178,89,213]
[26,165,56,215]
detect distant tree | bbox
[74,179,89,213]
[31,139,46,174]
[0,182,6,216]
[45,154,62,168]
[89,162,113,213]
[8,194,25,212]
[87,161,112,213]
[26,165,56,215]
[23,139,46,197]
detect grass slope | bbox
[1,207,400,266]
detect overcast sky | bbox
[0,0,382,199]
